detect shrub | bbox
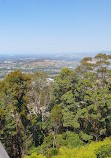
[26,153,46,158]
[66,131,84,148]
[52,137,111,158]
[95,145,111,158]
[48,148,59,157]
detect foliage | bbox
[52,137,111,158]
[26,153,46,158]
[0,70,31,158]
[1,53,111,158]
[48,148,59,157]
[95,145,111,158]
[50,105,63,133]
[65,131,84,148]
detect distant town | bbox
[0,54,81,80]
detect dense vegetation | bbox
[0,53,111,158]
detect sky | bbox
[0,0,111,55]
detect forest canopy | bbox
[0,53,111,158]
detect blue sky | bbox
[0,0,111,55]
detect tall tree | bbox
[50,105,63,134]
[0,70,30,158]
[28,72,52,118]
[27,72,53,147]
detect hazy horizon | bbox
[0,50,111,59]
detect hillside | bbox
[0,53,111,158]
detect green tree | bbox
[53,68,77,104]
[75,53,111,87]
[28,72,52,119]
[27,72,53,147]
[53,68,80,130]
[0,70,30,158]
[51,105,63,134]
